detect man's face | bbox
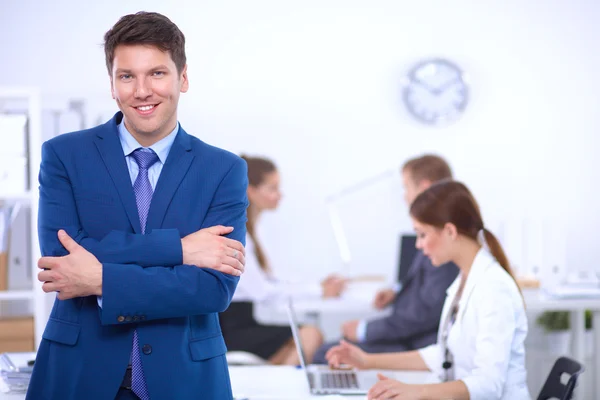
[110,44,188,145]
[402,170,430,206]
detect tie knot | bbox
[131,148,159,170]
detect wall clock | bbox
[403,58,469,125]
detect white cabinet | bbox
[0,87,49,350]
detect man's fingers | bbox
[38,257,58,270]
[227,248,245,266]
[38,270,53,283]
[204,225,234,236]
[207,264,242,277]
[223,237,245,254]
[377,373,389,380]
[222,256,244,272]
[57,230,80,253]
[42,281,58,293]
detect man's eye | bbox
[120,74,132,81]
[153,71,165,76]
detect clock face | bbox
[402,58,468,125]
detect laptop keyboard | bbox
[319,371,359,389]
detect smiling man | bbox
[26,12,248,400]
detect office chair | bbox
[537,356,584,400]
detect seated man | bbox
[313,154,459,363]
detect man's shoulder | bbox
[44,122,108,149]
[185,132,245,170]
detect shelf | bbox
[0,290,34,301]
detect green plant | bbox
[536,311,570,332]
[586,309,592,330]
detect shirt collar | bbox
[118,120,179,164]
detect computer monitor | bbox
[397,234,417,283]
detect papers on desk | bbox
[0,353,33,393]
[543,285,600,299]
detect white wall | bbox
[2,0,599,283]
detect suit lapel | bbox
[402,251,425,283]
[145,127,194,232]
[93,114,141,233]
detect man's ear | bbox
[418,179,432,192]
[444,222,458,240]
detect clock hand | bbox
[433,78,460,95]
[414,78,438,94]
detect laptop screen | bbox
[397,234,417,282]
[285,299,309,371]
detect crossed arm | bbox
[36,141,249,324]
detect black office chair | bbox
[537,356,584,400]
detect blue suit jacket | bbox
[26,113,248,400]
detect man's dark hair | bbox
[103,11,187,75]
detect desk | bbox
[279,287,600,396]
[0,354,436,400]
[521,288,600,395]
[229,366,437,400]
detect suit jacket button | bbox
[142,344,152,355]
[125,316,132,322]
[117,316,125,323]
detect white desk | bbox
[0,353,436,400]
[273,286,600,396]
[230,366,437,400]
[521,288,600,395]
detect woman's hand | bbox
[368,374,424,400]
[321,274,347,298]
[325,339,370,369]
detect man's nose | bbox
[134,77,152,99]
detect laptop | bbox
[397,234,417,283]
[286,300,379,395]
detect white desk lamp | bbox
[325,168,397,279]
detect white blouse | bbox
[418,249,531,400]
[232,235,322,304]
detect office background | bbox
[1,0,599,303]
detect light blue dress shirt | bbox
[97,120,179,308]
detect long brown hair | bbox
[410,181,520,294]
[240,155,277,271]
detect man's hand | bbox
[181,225,245,276]
[373,288,396,310]
[37,230,103,300]
[321,274,347,298]
[342,320,359,342]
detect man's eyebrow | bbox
[150,65,169,71]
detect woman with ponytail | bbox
[326,181,530,400]
[220,155,345,365]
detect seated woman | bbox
[326,180,530,400]
[221,155,346,365]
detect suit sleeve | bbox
[364,262,457,343]
[99,157,248,325]
[38,141,182,267]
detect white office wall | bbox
[1,0,599,282]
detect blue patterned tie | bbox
[130,148,159,400]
